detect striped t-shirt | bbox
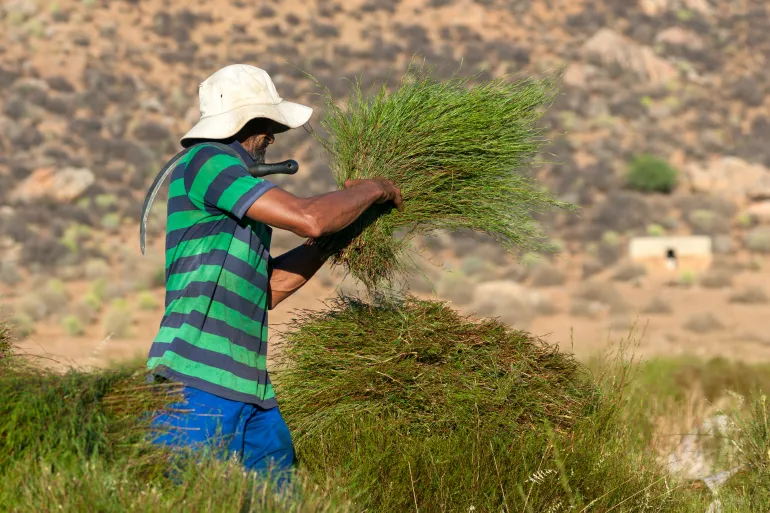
[147,140,278,408]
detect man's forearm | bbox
[267,241,327,310]
[302,182,383,237]
[245,178,400,240]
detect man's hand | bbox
[344,178,403,212]
[249,176,405,309]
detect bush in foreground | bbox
[0,325,343,511]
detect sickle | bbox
[139,148,299,254]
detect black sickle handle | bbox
[248,160,299,178]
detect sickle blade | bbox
[139,149,189,254]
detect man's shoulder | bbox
[183,142,242,165]
[175,142,248,182]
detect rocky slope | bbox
[1,0,770,364]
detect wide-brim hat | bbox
[180,64,313,146]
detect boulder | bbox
[639,0,669,16]
[655,27,705,52]
[562,63,602,89]
[12,167,95,203]
[684,157,770,201]
[582,28,677,88]
[746,201,770,224]
[639,0,712,16]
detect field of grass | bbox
[3,305,770,512]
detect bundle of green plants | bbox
[276,295,702,511]
[312,65,571,289]
[278,294,593,436]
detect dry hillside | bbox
[1,0,770,366]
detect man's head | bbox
[236,117,275,164]
[180,64,312,152]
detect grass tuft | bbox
[312,65,573,289]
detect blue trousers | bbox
[151,386,295,477]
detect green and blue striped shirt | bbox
[147,141,278,407]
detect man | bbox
[148,64,402,476]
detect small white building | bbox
[629,236,712,272]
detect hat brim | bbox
[179,100,313,146]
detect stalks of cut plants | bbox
[275,294,702,512]
[0,325,347,511]
[276,294,594,437]
[312,64,572,290]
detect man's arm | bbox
[266,241,326,310]
[246,178,402,309]
[244,178,402,239]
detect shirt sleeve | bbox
[184,145,276,220]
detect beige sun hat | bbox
[180,64,313,146]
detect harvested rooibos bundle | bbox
[275,297,686,512]
[313,66,570,289]
[277,295,593,437]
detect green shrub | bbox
[102,299,133,339]
[688,208,729,235]
[737,211,756,229]
[100,213,121,232]
[679,269,697,287]
[40,279,69,315]
[71,295,101,325]
[0,261,22,287]
[646,223,666,236]
[60,224,91,255]
[626,154,678,193]
[520,251,541,267]
[89,279,107,302]
[8,314,35,340]
[17,295,48,321]
[94,194,117,210]
[83,291,103,311]
[137,292,159,311]
[747,227,770,253]
[17,280,69,321]
[84,259,110,281]
[61,315,85,337]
